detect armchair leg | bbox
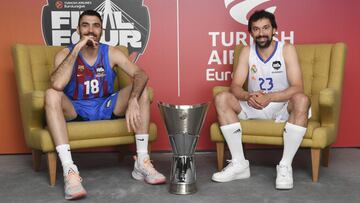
[322,146,330,167]
[47,152,57,186]
[118,145,128,162]
[311,148,321,182]
[216,142,225,171]
[32,150,42,171]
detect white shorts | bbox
[238,101,289,122]
[238,101,312,122]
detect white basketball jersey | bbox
[248,41,289,93]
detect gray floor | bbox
[0,148,359,203]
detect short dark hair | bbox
[78,10,102,27]
[248,10,277,32]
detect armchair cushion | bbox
[211,120,320,142]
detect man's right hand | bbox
[77,35,99,49]
[125,97,141,132]
[247,91,264,109]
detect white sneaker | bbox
[276,164,293,189]
[132,155,166,185]
[212,160,250,182]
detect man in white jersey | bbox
[211,10,310,190]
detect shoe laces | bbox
[222,160,235,172]
[65,169,82,184]
[278,165,290,177]
[134,156,158,176]
[142,158,158,175]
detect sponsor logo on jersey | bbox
[76,65,85,77]
[272,60,283,73]
[251,64,257,73]
[96,66,106,77]
[272,61,281,70]
[78,65,85,72]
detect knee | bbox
[44,88,63,110]
[290,93,310,113]
[214,92,231,111]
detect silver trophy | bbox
[158,102,209,195]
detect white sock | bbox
[135,134,149,162]
[279,122,307,166]
[55,144,78,176]
[220,123,246,163]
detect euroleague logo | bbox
[41,0,150,61]
[55,1,64,9]
[224,0,277,25]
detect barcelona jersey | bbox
[64,43,119,121]
[64,43,116,100]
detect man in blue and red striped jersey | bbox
[45,10,165,200]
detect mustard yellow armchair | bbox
[210,43,347,182]
[12,44,157,186]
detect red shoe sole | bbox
[145,178,166,185]
[65,191,87,200]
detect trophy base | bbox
[169,183,197,195]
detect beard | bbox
[255,35,273,49]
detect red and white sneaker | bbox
[131,156,166,185]
[64,169,87,200]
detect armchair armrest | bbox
[319,88,336,107]
[212,86,230,97]
[28,91,45,110]
[319,88,339,127]
[21,91,45,129]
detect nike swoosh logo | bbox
[233,128,242,134]
[137,138,145,141]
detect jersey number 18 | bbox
[84,79,99,95]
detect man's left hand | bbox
[254,93,272,108]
